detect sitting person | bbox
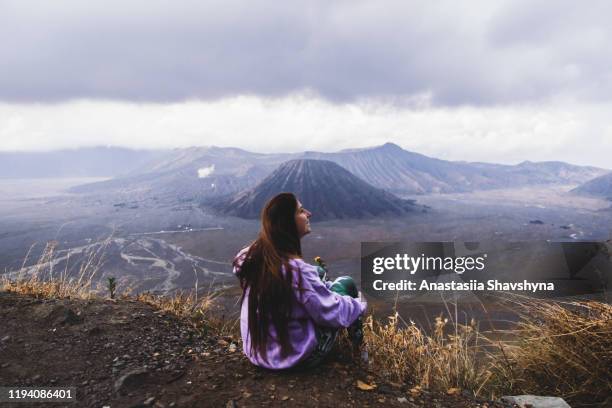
[233,192,366,370]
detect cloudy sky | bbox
[1,0,611,167]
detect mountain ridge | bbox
[21,143,607,199]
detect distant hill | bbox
[303,143,607,194]
[69,146,293,200]
[67,143,609,199]
[214,159,419,221]
[469,159,606,187]
[571,171,612,199]
[0,147,166,178]
[123,146,284,176]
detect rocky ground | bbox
[0,291,516,408]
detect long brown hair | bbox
[234,192,303,360]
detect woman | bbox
[233,192,366,370]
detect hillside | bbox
[0,291,510,408]
[571,171,612,199]
[214,159,420,221]
[69,146,291,200]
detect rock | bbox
[143,396,156,405]
[397,397,408,403]
[1,335,10,342]
[61,309,83,326]
[109,317,129,324]
[377,384,394,395]
[500,395,571,408]
[47,306,83,326]
[114,368,150,395]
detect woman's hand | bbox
[357,291,367,312]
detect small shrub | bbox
[107,277,117,299]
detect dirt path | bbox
[0,292,510,408]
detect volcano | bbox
[215,159,420,221]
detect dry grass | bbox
[1,238,232,338]
[1,238,110,299]
[362,295,612,406]
[135,289,239,338]
[485,296,612,405]
[363,311,486,393]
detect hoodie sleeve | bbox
[233,247,250,276]
[293,259,366,328]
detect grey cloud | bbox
[1,0,611,105]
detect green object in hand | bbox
[314,256,328,281]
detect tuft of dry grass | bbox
[360,295,612,406]
[485,296,612,405]
[136,289,238,338]
[2,238,110,299]
[363,311,486,393]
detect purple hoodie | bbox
[233,248,367,370]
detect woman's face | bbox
[295,200,312,238]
